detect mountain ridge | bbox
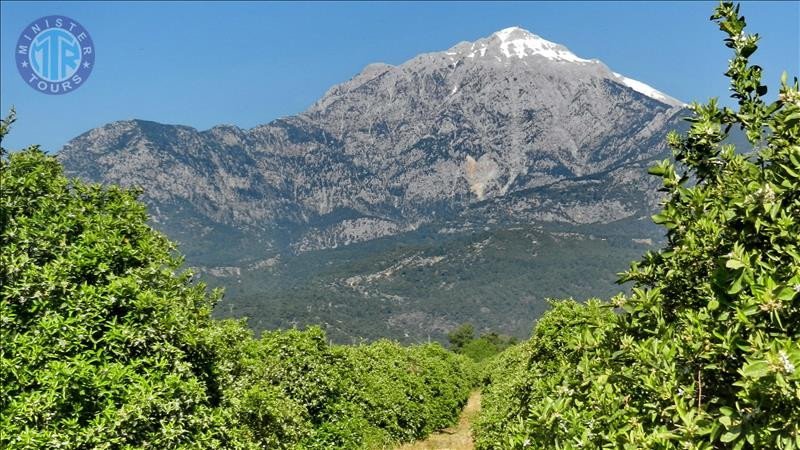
[57,27,690,341]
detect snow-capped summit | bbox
[440,26,682,106]
[491,27,593,63]
[446,26,595,64]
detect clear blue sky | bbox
[1,1,798,152]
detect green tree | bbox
[0,117,248,448]
[447,323,475,352]
[459,333,518,363]
[613,2,800,446]
[461,338,498,363]
[476,2,799,448]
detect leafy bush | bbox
[320,341,476,446]
[204,323,477,448]
[0,116,475,448]
[448,322,518,363]
[474,300,617,449]
[475,2,800,449]
[1,122,246,448]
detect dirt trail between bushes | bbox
[396,390,481,450]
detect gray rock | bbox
[59,27,687,252]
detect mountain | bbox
[59,27,687,342]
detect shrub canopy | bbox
[0,114,476,449]
[475,2,800,449]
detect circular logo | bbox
[15,15,95,95]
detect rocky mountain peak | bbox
[442,26,595,64]
[55,25,698,342]
[428,26,682,107]
[61,25,689,255]
[490,26,593,62]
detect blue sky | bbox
[1,1,798,152]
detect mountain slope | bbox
[213,220,656,343]
[58,27,687,341]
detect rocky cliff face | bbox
[60,27,685,254]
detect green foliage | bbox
[474,300,617,449]
[325,341,476,445]
[475,2,800,449]
[0,125,475,448]
[460,338,499,363]
[213,219,651,344]
[448,323,519,363]
[204,323,478,448]
[1,143,243,447]
[448,323,476,352]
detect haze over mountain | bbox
[59,27,688,341]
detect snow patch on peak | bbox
[491,26,592,63]
[612,72,683,107]
[493,26,531,41]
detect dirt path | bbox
[397,391,481,450]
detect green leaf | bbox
[741,360,770,379]
[726,259,745,270]
[721,427,741,443]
